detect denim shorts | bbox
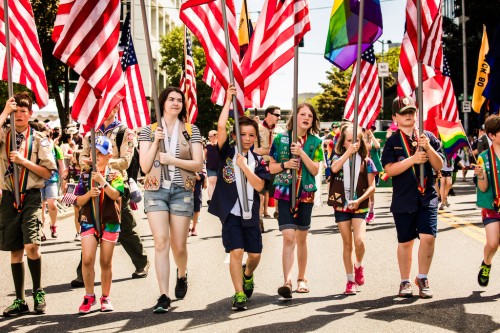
[277,200,313,231]
[144,183,194,217]
[41,182,58,201]
[334,210,368,223]
[207,169,218,177]
[481,208,500,226]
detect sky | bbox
[235,0,407,109]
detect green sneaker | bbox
[478,262,491,287]
[242,265,254,299]
[231,292,247,311]
[3,298,29,317]
[33,289,47,314]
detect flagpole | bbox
[139,0,169,180]
[349,0,365,201]
[243,0,251,38]
[459,123,478,164]
[221,0,249,212]
[416,0,425,188]
[3,0,20,207]
[90,128,101,235]
[291,45,299,208]
[183,26,190,122]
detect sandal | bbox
[277,282,293,298]
[296,279,309,293]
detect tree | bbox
[315,68,352,121]
[159,26,222,137]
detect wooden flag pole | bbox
[3,0,20,206]
[349,0,365,200]
[139,0,169,180]
[291,45,299,208]
[416,0,425,187]
[90,128,101,235]
[221,0,249,212]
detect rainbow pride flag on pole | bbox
[435,119,469,160]
[324,0,383,71]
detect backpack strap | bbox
[115,125,127,153]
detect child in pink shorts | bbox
[74,136,124,314]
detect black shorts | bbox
[393,205,438,243]
[277,199,313,231]
[222,214,262,253]
[441,171,452,177]
[0,189,42,251]
[194,181,202,213]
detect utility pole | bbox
[461,0,469,134]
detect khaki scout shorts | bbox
[0,189,43,251]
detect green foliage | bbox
[159,26,221,137]
[315,67,352,121]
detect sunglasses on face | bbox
[270,113,281,118]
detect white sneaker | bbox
[74,233,81,241]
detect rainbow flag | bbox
[324,0,383,71]
[435,119,468,160]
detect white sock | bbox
[346,274,354,282]
[401,279,410,283]
[354,262,362,269]
[417,273,427,279]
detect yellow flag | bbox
[238,0,250,47]
[472,26,490,113]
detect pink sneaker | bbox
[354,265,365,286]
[344,281,358,295]
[366,212,374,224]
[100,296,114,312]
[78,295,96,314]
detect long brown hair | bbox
[335,125,368,159]
[286,103,320,135]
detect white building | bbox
[128,0,181,101]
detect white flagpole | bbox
[221,0,249,212]
[3,0,20,206]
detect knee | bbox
[485,242,499,253]
[100,257,112,270]
[420,235,435,247]
[353,236,365,249]
[231,249,244,260]
[82,256,94,268]
[283,234,296,247]
[24,244,39,257]
[247,253,261,262]
[48,200,57,210]
[154,237,170,252]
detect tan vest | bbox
[143,122,196,191]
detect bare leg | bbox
[230,249,244,293]
[417,234,435,275]
[281,229,296,284]
[169,214,190,278]
[81,236,98,295]
[337,221,354,274]
[245,253,261,276]
[147,211,171,296]
[397,240,414,280]
[352,218,366,263]
[99,240,116,296]
[483,222,500,265]
[296,230,309,281]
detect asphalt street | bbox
[0,177,499,333]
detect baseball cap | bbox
[392,96,417,115]
[331,121,340,129]
[93,136,113,155]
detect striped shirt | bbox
[139,124,202,186]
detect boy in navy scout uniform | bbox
[381,96,443,299]
[208,85,270,310]
[71,104,149,287]
[0,93,57,316]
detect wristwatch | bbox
[280,162,286,170]
[103,182,109,189]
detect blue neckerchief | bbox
[99,120,121,134]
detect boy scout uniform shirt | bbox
[208,140,271,226]
[79,121,134,179]
[0,127,57,191]
[256,121,274,162]
[381,130,441,213]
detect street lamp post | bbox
[378,40,391,117]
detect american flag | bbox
[0,0,49,107]
[180,28,198,124]
[180,0,245,114]
[52,0,121,98]
[397,0,442,97]
[118,12,150,129]
[53,0,125,131]
[344,46,381,129]
[241,0,310,108]
[439,56,459,122]
[61,183,77,206]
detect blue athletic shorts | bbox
[222,213,262,253]
[334,210,368,222]
[393,206,437,243]
[277,200,313,231]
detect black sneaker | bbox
[242,265,254,299]
[132,261,150,279]
[71,277,85,288]
[231,292,247,311]
[3,299,29,317]
[33,289,47,314]
[175,270,188,299]
[478,262,491,287]
[153,294,171,313]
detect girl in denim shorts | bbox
[138,87,204,313]
[330,125,376,295]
